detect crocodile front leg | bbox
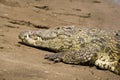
[44,44,98,65]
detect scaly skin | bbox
[19,26,120,75]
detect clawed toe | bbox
[44,54,52,59]
[44,53,63,62]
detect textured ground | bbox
[0,0,120,80]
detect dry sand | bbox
[0,0,120,80]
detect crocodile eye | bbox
[115,30,120,40]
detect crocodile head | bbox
[19,30,40,46]
[18,26,77,51]
[18,28,60,45]
[18,28,58,45]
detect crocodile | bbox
[19,26,120,75]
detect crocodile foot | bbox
[44,53,64,62]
